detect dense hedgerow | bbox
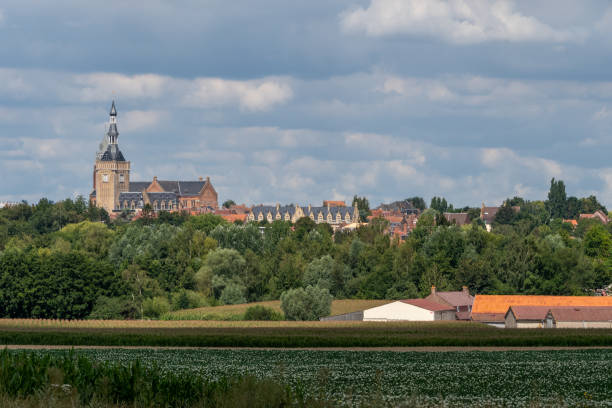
[0,325,610,347]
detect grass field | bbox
[15,348,612,406]
[0,319,611,348]
[162,299,391,320]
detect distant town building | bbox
[480,203,519,232]
[247,202,359,226]
[89,102,218,213]
[579,210,609,224]
[443,212,470,227]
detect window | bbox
[102,174,109,183]
[131,201,135,210]
[161,201,165,210]
[191,200,195,208]
[119,174,124,183]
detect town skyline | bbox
[2,1,612,207]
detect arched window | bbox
[161,201,165,210]
[154,201,159,210]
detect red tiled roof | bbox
[471,313,505,322]
[472,295,612,314]
[549,307,612,322]
[220,214,248,223]
[400,299,455,312]
[506,306,550,321]
[435,291,474,307]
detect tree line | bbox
[0,179,610,320]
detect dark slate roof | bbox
[250,205,357,220]
[118,192,143,201]
[110,100,117,116]
[147,192,177,201]
[100,144,125,161]
[155,180,207,195]
[128,182,151,192]
[90,190,96,197]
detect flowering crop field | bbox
[24,348,612,407]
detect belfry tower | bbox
[91,101,130,213]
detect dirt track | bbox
[3,345,612,352]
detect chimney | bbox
[206,176,210,182]
[431,285,436,295]
[462,286,469,295]
[198,176,203,181]
[153,176,157,182]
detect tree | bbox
[222,200,236,209]
[430,197,449,213]
[583,224,612,258]
[220,282,247,305]
[547,178,567,219]
[406,196,427,211]
[280,285,332,321]
[352,195,371,222]
[303,255,334,290]
[494,201,516,225]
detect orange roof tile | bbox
[472,295,612,314]
[220,214,248,223]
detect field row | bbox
[0,323,611,348]
[18,348,612,407]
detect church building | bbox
[90,102,218,214]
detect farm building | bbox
[425,286,474,320]
[473,295,612,327]
[547,307,612,328]
[321,299,456,322]
[362,299,456,322]
[505,306,551,328]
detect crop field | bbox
[0,319,612,348]
[162,299,391,320]
[20,348,612,407]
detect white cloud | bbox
[121,110,168,132]
[182,77,293,111]
[341,0,581,44]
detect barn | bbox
[362,299,456,321]
[472,295,612,327]
[504,306,550,328]
[547,307,612,328]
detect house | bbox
[480,203,520,232]
[579,210,609,225]
[443,213,470,227]
[472,295,612,327]
[563,219,578,228]
[247,202,359,226]
[426,286,474,320]
[547,307,612,328]
[367,210,419,241]
[505,306,550,328]
[362,299,456,321]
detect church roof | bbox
[127,180,211,196]
[100,144,126,161]
[127,182,151,192]
[110,100,117,116]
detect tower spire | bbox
[107,100,119,144]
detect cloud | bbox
[121,110,168,132]
[341,0,581,44]
[182,78,293,111]
[0,69,293,112]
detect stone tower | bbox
[92,101,130,213]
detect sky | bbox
[2,0,612,208]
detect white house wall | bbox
[363,301,436,321]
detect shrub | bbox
[280,285,332,321]
[243,305,282,321]
[142,296,171,318]
[220,283,247,305]
[88,296,132,320]
[171,290,207,311]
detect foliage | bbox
[280,285,332,321]
[351,195,370,222]
[243,305,283,320]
